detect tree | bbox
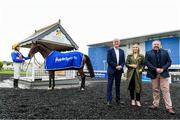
[0,61,3,70]
[6,62,13,66]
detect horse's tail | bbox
[84,55,95,78]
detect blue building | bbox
[88,30,180,79]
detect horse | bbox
[28,43,95,90]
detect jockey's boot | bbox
[80,75,86,90]
[13,79,19,88]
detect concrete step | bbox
[2,77,80,89]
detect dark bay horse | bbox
[28,43,95,90]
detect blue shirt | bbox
[11,51,30,63]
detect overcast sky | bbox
[0,0,180,61]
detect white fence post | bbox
[31,57,35,81]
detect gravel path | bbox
[0,79,179,119]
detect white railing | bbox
[18,57,77,81]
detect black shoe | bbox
[149,105,158,110]
[116,100,120,105]
[166,108,175,115]
[116,97,125,105]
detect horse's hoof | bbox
[81,88,85,91]
[48,87,52,90]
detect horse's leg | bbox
[78,68,86,90]
[48,71,53,89]
[52,71,55,89]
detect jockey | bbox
[11,43,30,88]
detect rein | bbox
[34,55,45,68]
[25,56,33,72]
[24,43,51,71]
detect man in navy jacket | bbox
[107,39,125,105]
[145,40,175,115]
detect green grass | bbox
[0,70,29,75]
[0,70,14,74]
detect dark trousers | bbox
[130,90,140,101]
[107,71,122,102]
[128,71,140,101]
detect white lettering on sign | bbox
[55,56,78,62]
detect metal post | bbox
[72,70,75,78]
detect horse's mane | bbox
[36,43,51,51]
[29,43,52,58]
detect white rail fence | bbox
[19,60,76,82]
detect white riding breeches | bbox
[13,63,22,79]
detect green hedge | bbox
[0,70,29,75]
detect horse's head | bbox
[28,43,51,58]
[28,43,38,58]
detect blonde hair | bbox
[132,43,140,54]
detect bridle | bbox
[25,43,50,72]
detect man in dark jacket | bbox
[107,39,125,106]
[145,40,175,115]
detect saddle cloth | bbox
[45,51,84,70]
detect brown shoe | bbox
[166,108,175,115]
[149,105,158,110]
